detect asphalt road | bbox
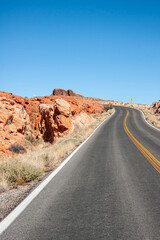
[1,106,160,240]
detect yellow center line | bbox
[123,109,160,173]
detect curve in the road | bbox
[123,109,160,172]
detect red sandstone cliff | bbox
[0,89,104,155]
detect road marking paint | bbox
[115,104,160,132]
[0,110,116,235]
[123,109,160,173]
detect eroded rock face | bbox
[0,90,105,154]
[0,97,31,154]
[54,98,73,138]
[39,99,73,143]
[152,100,160,114]
[0,91,104,138]
[39,104,55,143]
[39,99,96,143]
[52,88,84,97]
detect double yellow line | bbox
[123,109,160,173]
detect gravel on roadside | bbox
[0,184,34,222]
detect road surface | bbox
[1,106,160,240]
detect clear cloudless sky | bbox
[0,0,160,104]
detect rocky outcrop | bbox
[0,97,32,155]
[152,100,160,114]
[72,112,95,129]
[52,88,84,97]
[0,91,104,138]
[0,90,105,154]
[67,89,77,96]
[53,98,73,138]
[39,104,55,143]
[52,89,68,96]
[39,99,73,143]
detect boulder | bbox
[53,98,73,138]
[73,112,95,129]
[39,98,73,143]
[54,98,71,116]
[152,100,160,114]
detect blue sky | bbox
[1,0,160,104]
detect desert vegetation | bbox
[0,109,114,192]
[103,103,113,111]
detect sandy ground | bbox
[0,185,33,221]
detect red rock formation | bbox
[0,90,106,153]
[39,99,73,143]
[39,104,55,143]
[152,100,160,114]
[53,98,73,138]
[0,91,104,136]
[52,88,84,97]
[0,97,32,155]
[67,89,77,96]
[52,89,68,96]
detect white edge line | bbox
[139,110,160,132]
[0,109,115,235]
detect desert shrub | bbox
[97,109,102,113]
[6,115,13,125]
[103,104,113,111]
[6,119,12,125]
[43,154,50,167]
[25,134,35,143]
[0,160,43,185]
[92,113,101,119]
[20,164,43,182]
[8,144,26,154]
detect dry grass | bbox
[0,109,114,192]
[0,159,43,189]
